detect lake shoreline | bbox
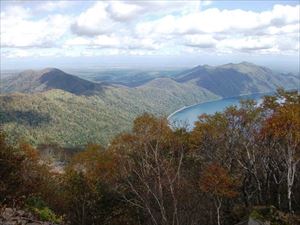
[167,91,274,120]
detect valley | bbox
[0,62,299,147]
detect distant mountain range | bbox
[2,62,298,97]
[0,62,298,146]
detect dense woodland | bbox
[0,81,215,147]
[0,89,299,225]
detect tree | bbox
[0,132,24,204]
[110,114,192,225]
[191,101,265,207]
[200,163,238,225]
[261,90,300,212]
[64,144,136,225]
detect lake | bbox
[168,92,270,129]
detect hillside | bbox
[1,91,299,225]
[175,62,299,97]
[0,80,216,146]
[0,62,298,146]
[1,68,104,95]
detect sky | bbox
[0,0,299,72]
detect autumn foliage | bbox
[0,90,299,225]
[200,163,238,198]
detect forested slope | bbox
[0,62,298,146]
[0,81,216,146]
[175,62,298,97]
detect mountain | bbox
[175,62,298,97]
[0,78,216,146]
[0,62,298,146]
[2,62,298,97]
[1,68,104,95]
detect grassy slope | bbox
[0,79,217,146]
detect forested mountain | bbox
[0,62,298,146]
[175,62,298,97]
[1,68,104,95]
[2,62,298,96]
[0,80,216,146]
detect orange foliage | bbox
[68,144,119,184]
[19,142,40,161]
[263,104,300,143]
[200,163,238,198]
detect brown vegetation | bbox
[0,89,299,225]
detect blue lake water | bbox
[168,93,270,129]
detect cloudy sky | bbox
[1,0,299,72]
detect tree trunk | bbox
[286,146,296,213]
[287,184,292,213]
[277,190,281,210]
[215,197,222,225]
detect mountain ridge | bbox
[1,68,105,95]
[0,61,299,146]
[1,62,299,97]
[174,62,298,97]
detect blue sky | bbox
[212,0,299,11]
[1,0,299,72]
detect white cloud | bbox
[270,4,299,25]
[92,35,121,48]
[2,49,33,58]
[2,48,63,58]
[184,35,217,48]
[266,24,299,35]
[1,2,299,59]
[71,1,201,36]
[64,37,91,46]
[1,6,72,48]
[134,4,299,55]
[71,2,115,36]
[0,5,30,19]
[106,1,143,21]
[136,5,300,36]
[64,35,161,50]
[124,37,161,50]
[220,37,275,52]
